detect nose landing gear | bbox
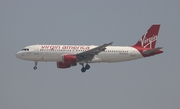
[33,62,38,70]
[33,66,37,70]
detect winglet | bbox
[107,42,113,46]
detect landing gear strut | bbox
[33,62,38,70]
[80,63,90,73]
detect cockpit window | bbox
[21,48,29,51]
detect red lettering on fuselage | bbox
[41,45,90,50]
[41,45,60,49]
[62,46,90,50]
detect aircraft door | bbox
[34,47,39,55]
[33,47,43,60]
[130,50,136,57]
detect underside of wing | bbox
[76,42,113,62]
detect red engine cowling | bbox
[57,62,71,68]
[57,55,77,68]
[62,55,76,63]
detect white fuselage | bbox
[16,45,143,63]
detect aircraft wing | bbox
[76,42,113,61]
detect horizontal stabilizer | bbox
[143,47,163,55]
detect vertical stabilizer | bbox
[133,24,160,49]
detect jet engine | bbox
[57,55,77,68]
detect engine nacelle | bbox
[62,55,76,63]
[57,62,71,68]
[57,55,77,68]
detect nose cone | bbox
[16,52,21,59]
[16,51,28,60]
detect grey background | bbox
[1,0,180,109]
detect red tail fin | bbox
[133,24,160,49]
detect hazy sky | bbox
[1,0,180,109]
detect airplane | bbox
[16,24,163,72]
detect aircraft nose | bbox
[16,52,21,59]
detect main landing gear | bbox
[33,61,38,70]
[81,63,90,73]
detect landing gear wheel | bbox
[33,66,37,70]
[33,61,38,70]
[81,67,86,73]
[85,64,90,70]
